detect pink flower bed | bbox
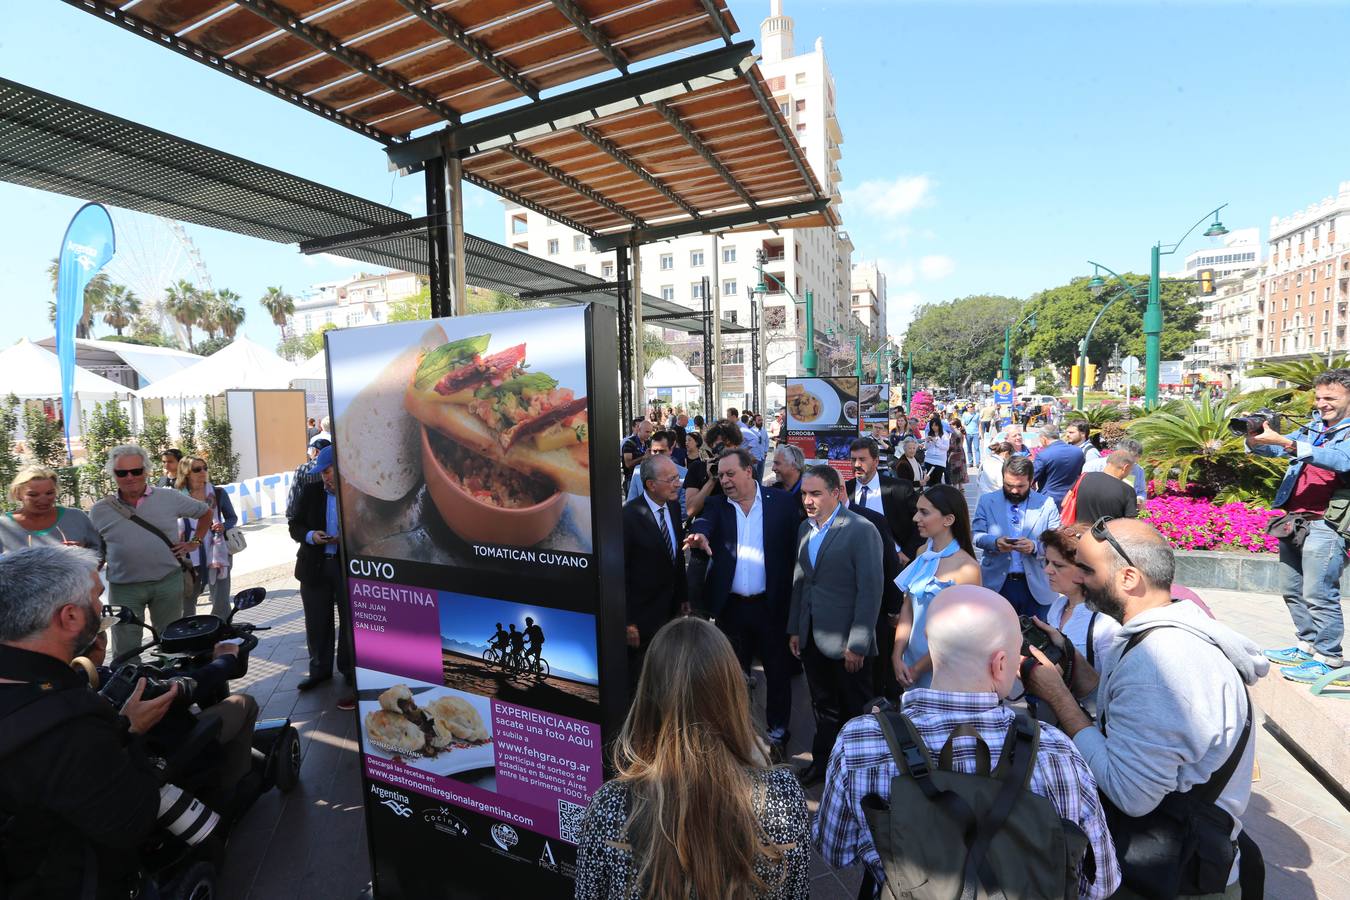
[1140,492,1279,554]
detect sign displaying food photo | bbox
[784,376,859,477]
[327,306,623,897]
[859,382,891,427]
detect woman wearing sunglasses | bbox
[0,465,103,556]
[177,456,239,619]
[1039,524,1121,709]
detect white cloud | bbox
[887,290,924,334]
[918,255,956,280]
[845,175,933,220]
[300,252,368,269]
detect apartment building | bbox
[1261,182,1350,361]
[501,0,857,408]
[850,261,887,344]
[1208,266,1265,387]
[287,270,423,336]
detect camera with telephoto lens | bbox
[1228,408,1282,437]
[99,663,197,709]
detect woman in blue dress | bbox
[892,485,981,689]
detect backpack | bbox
[863,709,1091,900]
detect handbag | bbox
[1100,627,1254,898]
[1265,511,1311,549]
[1060,474,1086,525]
[224,527,247,554]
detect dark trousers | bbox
[802,631,875,766]
[998,573,1046,619]
[717,593,792,734]
[873,612,899,701]
[300,556,353,680]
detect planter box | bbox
[1174,548,1332,594]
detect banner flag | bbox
[55,203,116,460]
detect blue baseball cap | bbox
[313,445,335,473]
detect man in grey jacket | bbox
[1027,519,1268,898]
[789,464,883,786]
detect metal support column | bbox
[711,236,722,414]
[616,246,634,427]
[749,295,761,412]
[701,275,714,418]
[630,235,644,412]
[446,155,467,315]
[423,147,467,318]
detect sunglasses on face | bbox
[190,466,207,473]
[1091,516,1137,569]
[113,468,145,478]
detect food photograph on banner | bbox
[328,308,593,585]
[784,376,859,477]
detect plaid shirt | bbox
[813,689,1120,900]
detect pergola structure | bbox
[59,0,835,421]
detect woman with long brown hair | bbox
[176,456,237,618]
[574,617,810,900]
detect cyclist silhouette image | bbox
[524,617,545,666]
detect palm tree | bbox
[1127,390,1285,502]
[164,280,206,352]
[100,284,142,337]
[1245,353,1350,418]
[46,257,113,338]
[1069,406,1125,430]
[215,289,246,338]
[197,290,221,341]
[260,286,295,337]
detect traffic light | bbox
[1070,364,1098,388]
[1198,268,1216,296]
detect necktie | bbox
[1010,501,1022,535]
[859,485,870,507]
[657,506,674,560]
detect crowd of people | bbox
[601,399,1281,899]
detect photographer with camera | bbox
[0,546,178,898]
[1245,368,1350,680]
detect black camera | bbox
[1228,408,1282,437]
[1019,616,1065,671]
[100,663,196,709]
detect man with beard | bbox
[973,456,1060,617]
[1025,519,1268,899]
[0,546,176,898]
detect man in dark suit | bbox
[1032,423,1086,507]
[789,465,884,785]
[848,495,904,701]
[286,446,354,709]
[684,447,800,749]
[846,436,921,562]
[621,454,686,693]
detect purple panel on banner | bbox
[490,701,603,808]
[348,579,442,685]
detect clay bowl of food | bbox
[421,427,566,547]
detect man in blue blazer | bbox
[972,455,1061,618]
[685,447,801,747]
[1032,423,1085,508]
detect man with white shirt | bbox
[685,448,800,749]
[742,413,767,481]
[844,437,920,562]
[622,454,686,693]
[1065,420,1102,463]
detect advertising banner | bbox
[326,306,623,898]
[54,202,115,459]
[784,376,859,478]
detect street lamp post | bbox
[905,353,913,408]
[1076,280,1148,409]
[752,251,817,377]
[854,333,863,380]
[1002,311,1038,382]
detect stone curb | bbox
[1174,549,1331,594]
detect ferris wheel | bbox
[100,211,211,343]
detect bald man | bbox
[1026,519,1267,898]
[814,584,1119,899]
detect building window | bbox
[1325,331,1331,347]
[573,264,587,273]
[722,245,736,264]
[513,242,527,252]
[723,279,737,296]
[303,313,312,332]
[780,102,790,117]
[660,254,674,270]
[795,99,806,112]
[1297,273,1303,286]
[690,250,704,267]
[547,238,559,255]
[573,235,585,251]
[661,285,675,301]
[728,310,738,324]
[691,282,704,301]
[795,72,806,84]
[796,123,807,136]
[511,214,527,234]
[602,262,614,278]
[324,311,333,325]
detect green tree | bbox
[202,412,239,484]
[1021,275,1200,390]
[214,289,246,338]
[390,286,538,323]
[643,330,672,376]
[0,394,20,506]
[388,290,431,323]
[179,409,199,459]
[22,405,66,469]
[194,336,234,357]
[137,414,172,477]
[46,258,113,339]
[164,280,207,351]
[278,323,336,361]
[900,295,1025,393]
[100,284,141,337]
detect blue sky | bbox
[438,591,598,684]
[1,1,1346,351]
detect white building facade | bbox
[850,261,887,344]
[1261,182,1350,362]
[1208,266,1266,387]
[501,0,857,409]
[287,270,423,337]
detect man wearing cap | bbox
[287,446,354,709]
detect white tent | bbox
[0,338,138,440]
[137,336,298,399]
[290,351,328,381]
[289,351,330,424]
[645,356,702,388]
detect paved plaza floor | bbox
[213,502,1350,899]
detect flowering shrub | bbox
[1140,489,1279,554]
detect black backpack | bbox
[863,709,1091,900]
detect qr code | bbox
[558,799,585,844]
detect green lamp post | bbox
[905,353,913,408]
[752,250,817,376]
[1075,275,1149,409]
[1001,312,1038,382]
[854,333,863,379]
